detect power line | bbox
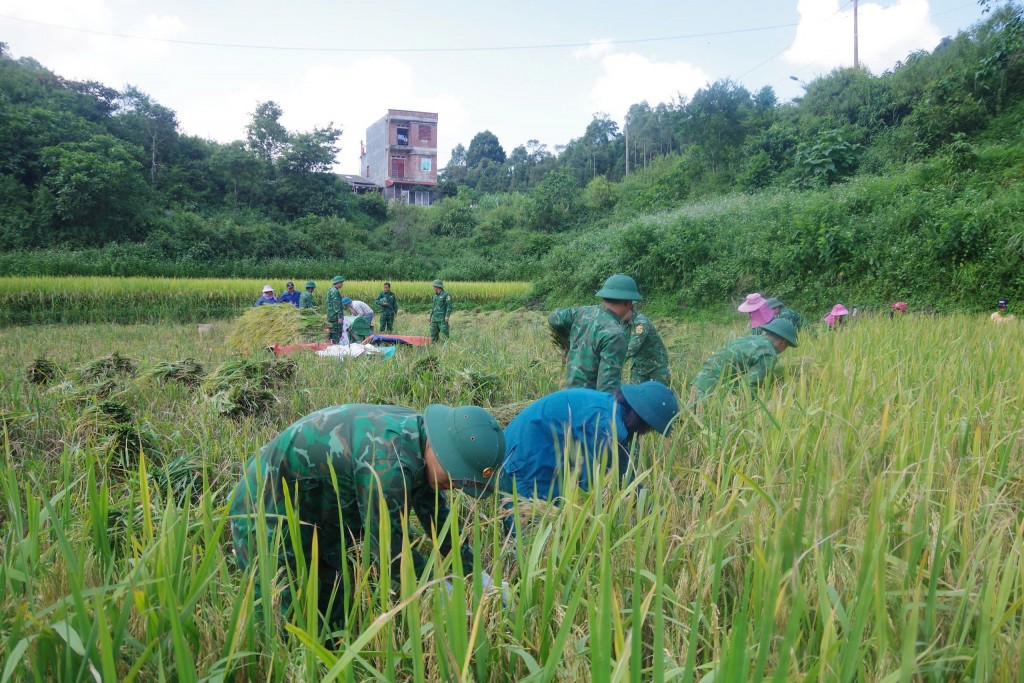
[0,13,798,53]
[737,0,855,81]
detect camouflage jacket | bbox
[375,291,397,314]
[691,334,779,400]
[325,286,345,324]
[430,289,453,322]
[229,405,472,577]
[626,312,671,384]
[777,306,806,329]
[548,305,629,393]
[298,291,316,309]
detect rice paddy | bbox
[1,310,1023,681]
[0,277,533,326]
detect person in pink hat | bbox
[823,304,850,329]
[889,302,907,319]
[737,293,774,330]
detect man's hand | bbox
[444,317,450,324]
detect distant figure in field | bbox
[429,280,453,342]
[344,297,374,326]
[823,304,850,329]
[375,282,398,333]
[253,285,281,306]
[691,318,799,402]
[299,281,317,309]
[890,301,907,319]
[766,297,806,330]
[738,293,774,333]
[278,281,301,307]
[991,298,1016,323]
[325,276,346,343]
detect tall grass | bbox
[1,312,1023,680]
[0,277,533,326]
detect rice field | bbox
[0,277,532,326]
[1,310,1023,681]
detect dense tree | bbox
[245,101,288,163]
[115,86,179,184]
[465,130,506,168]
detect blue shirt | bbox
[278,290,301,307]
[500,388,632,500]
[253,296,281,306]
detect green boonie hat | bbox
[620,381,680,435]
[765,297,783,308]
[305,280,316,289]
[761,318,799,347]
[423,405,504,497]
[431,279,444,288]
[595,274,643,301]
[332,276,345,285]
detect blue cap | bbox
[342,297,353,305]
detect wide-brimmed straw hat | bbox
[738,293,768,313]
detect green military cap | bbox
[761,318,799,347]
[332,276,345,285]
[595,273,643,301]
[423,405,504,497]
[765,297,783,308]
[431,279,444,288]
[305,280,316,289]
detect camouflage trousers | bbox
[379,311,395,333]
[231,516,356,630]
[429,319,449,342]
[328,322,345,344]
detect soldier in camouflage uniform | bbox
[691,318,798,401]
[229,403,505,629]
[548,274,642,394]
[325,276,345,343]
[299,281,317,309]
[375,282,398,333]
[766,297,806,330]
[429,280,453,342]
[626,311,670,384]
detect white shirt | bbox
[349,300,373,317]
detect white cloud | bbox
[0,0,186,84]
[573,39,614,61]
[785,0,941,73]
[586,50,710,118]
[174,56,467,174]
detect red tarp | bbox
[268,335,431,357]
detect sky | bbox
[0,0,991,174]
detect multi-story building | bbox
[361,109,438,205]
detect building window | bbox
[365,165,370,177]
[418,124,432,143]
[396,127,409,146]
[391,156,405,178]
[421,157,432,172]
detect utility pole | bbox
[853,0,860,68]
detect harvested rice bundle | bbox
[26,358,62,385]
[202,356,295,419]
[75,400,159,468]
[226,305,325,353]
[548,324,570,358]
[75,352,137,383]
[143,358,206,388]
